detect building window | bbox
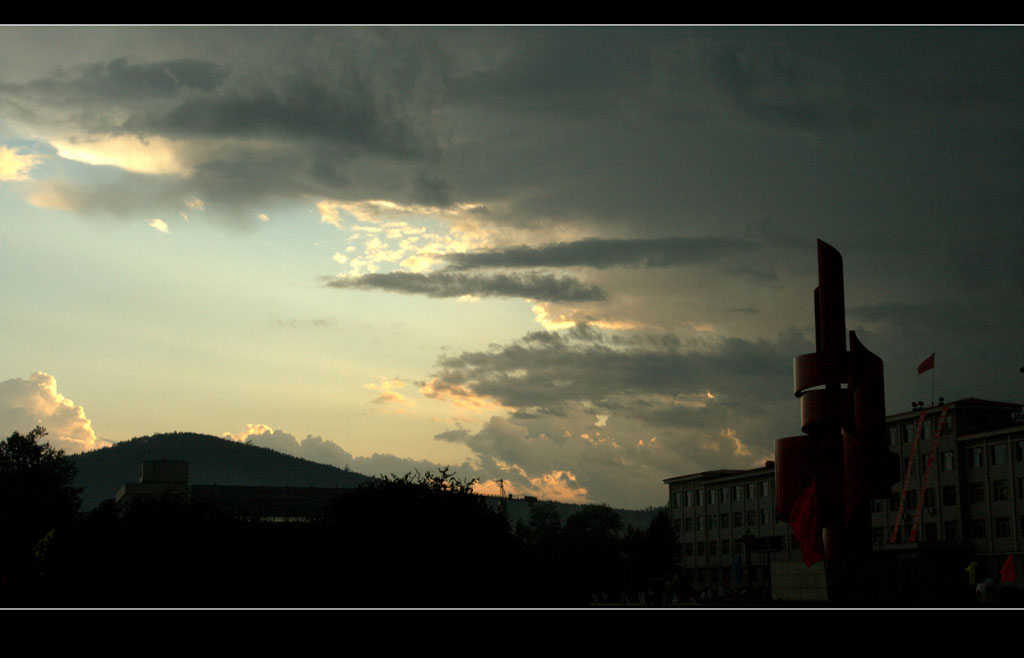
[924,523,937,543]
[685,517,693,532]
[721,540,730,555]
[944,521,958,542]
[872,498,885,513]
[695,489,702,506]
[990,444,1008,466]
[685,543,693,557]
[673,519,681,536]
[760,509,770,525]
[684,490,693,507]
[709,541,717,556]
[969,447,984,468]
[889,426,899,447]
[921,455,931,473]
[760,481,771,498]
[996,517,1011,539]
[993,480,1009,502]
[672,492,681,508]
[721,513,729,529]
[721,487,730,502]
[970,483,986,504]
[1018,477,1024,499]
[941,450,955,472]
[872,526,884,545]
[943,485,957,506]
[697,542,705,556]
[904,457,916,476]
[746,483,755,500]
[697,516,704,531]
[923,419,933,439]
[925,488,937,509]
[733,511,742,527]
[707,489,716,505]
[746,510,756,526]
[971,519,986,540]
[890,493,901,512]
[708,514,716,530]
[905,490,917,510]
[1015,441,1024,463]
[904,423,915,443]
[734,484,743,500]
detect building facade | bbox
[666,398,1024,602]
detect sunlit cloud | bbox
[222,422,275,443]
[706,428,754,459]
[25,182,78,211]
[0,372,101,454]
[419,378,511,411]
[316,200,346,228]
[146,218,170,234]
[528,470,589,504]
[529,303,642,332]
[364,377,415,408]
[530,304,578,330]
[0,145,43,181]
[258,213,269,222]
[185,196,205,210]
[51,134,190,176]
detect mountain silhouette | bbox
[71,431,372,510]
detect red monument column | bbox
[775,240,899,604]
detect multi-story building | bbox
[666,397,1024,603]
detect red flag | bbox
[1001,555,1016,583]
[788,479,824,567]
[917,353,935,375]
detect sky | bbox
[0,26,1022,509]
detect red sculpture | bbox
[775,240,898,603]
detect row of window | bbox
[672,480,773,508]
[874,516,1024,545]
[899,444,1024,477]
[684,539,743,557]
[889,417,954,446]
[681,509,774,533]
[874,478,1024,514]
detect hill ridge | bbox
[71,431,373,510]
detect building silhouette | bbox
[666,397,1024,603]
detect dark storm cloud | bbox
[429,324,809,421]
[442,236,757,270]
[323,271,609,302]
[2,57,228,102]
[124,78,430,157]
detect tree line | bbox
[1,427,680,607]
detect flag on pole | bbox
[787,479,824,567]
[1001,555,1016,583]
[917,353,935,375]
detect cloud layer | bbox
[324,271,608,302]
[0,372,102,454]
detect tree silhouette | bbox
[0,426,82,599]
